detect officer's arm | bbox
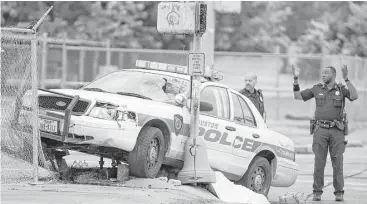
[345,80,358,101]
[293,77,303,100]
[293,78,314,101]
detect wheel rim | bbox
[147,138,159,170]
[249,166,266,193]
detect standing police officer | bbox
[239,72,265,118]
[292,64,358,202]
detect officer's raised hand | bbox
[341,65,348,80]
[291,64,303,100]
[341,64,358,101]
[292,64,300,78]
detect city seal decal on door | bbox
[174,114,183,136]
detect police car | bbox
[19,60,298,196]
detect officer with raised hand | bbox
[239,72,265,118]
[292,64,358,202]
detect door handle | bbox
[252,133,260,139]
[225,126,236,131]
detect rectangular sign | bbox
[188,53,205,76]
[157,2,196,35]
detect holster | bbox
[343,119,349,136]
[310,119,316,135]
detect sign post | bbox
[157,1,216,184]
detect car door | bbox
[198,85,238,172]
[228,91,263,171]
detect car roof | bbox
[120,68,227,86]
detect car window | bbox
[231,93,245,125]
[237,94,257,127]
[82,70,189,102]
[200,86,230,120]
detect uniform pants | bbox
[312,126,346,195]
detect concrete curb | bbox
[295,140,364,154]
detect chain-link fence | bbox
[1,29,47,183]
[36,35,367,124]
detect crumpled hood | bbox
[39,89,181,116]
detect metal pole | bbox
[79,49,85,82]
[119,52,124,69]
[201,1,215,76]
[61,33,67,88]
[40,33,48,89]
[190,34,202,147]
[106,39,111,66]
[275,46,280,120]
[31,34,39,184]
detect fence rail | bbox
[2,33,366,122]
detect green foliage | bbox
[215,1,292,52]
[1,1,367,57]
[297,2,367,57]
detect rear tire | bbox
[238,156,272,196]
[128,127,165,178]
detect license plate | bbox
[39,118,58,134]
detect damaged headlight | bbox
[88,102,137,122]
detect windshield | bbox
[82,70,190,102]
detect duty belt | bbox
[316,120,340,129]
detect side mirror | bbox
[200,101,213,112]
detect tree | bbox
[215,1,292,53]
[297,2,367,57]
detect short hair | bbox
[325,66,337,76]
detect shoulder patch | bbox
[316,83,323,87]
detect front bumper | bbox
[271,162,299,187]
[18,92,140,152]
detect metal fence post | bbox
[79,48,85,82]
[40,33,48,89]
[275,46,280,120]
[61,32,67,88]
[354,55,359,83]
[106,39,111,66]
[119,52,124,69]
[31,33,39,184]
[93,51,100,79]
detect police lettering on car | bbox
[292,64,358,202]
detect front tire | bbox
[238,156,272,196]
[128,127,165,178]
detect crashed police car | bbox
[18,60,298,196]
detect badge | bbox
[174,114,183,136]
[336,91,340,96]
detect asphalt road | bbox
[2,147,366,204]
[268,146,367,204]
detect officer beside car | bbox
[239,72,265,118]
[292,64,358,202]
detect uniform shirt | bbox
[239,88,265,117]
[300,83,354,121]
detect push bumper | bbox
[17,90,140,152]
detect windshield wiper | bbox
[83,87,108,93]
[116,92,152,100]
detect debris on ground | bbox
[168,179,181,186]
[208,171,270,204]
[278,192,309,204]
